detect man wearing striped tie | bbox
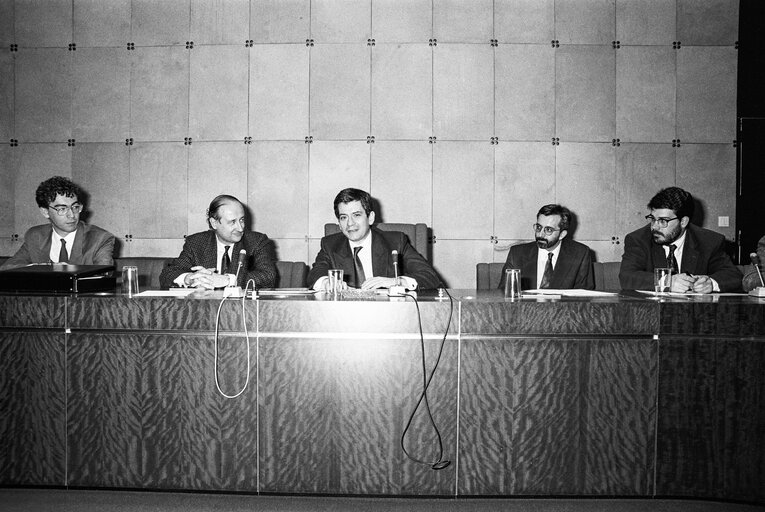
[619,187,742,293]
[498,204,594,291]
[160,194,277,290]
[0,176,115,270]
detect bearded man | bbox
[619,187,741,293]
[498,204,594,291]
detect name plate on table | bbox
[0,264,116,294]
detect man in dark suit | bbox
[498,204,594,291]
[742,235,765,292]
[1,176,115,270]
[619,186,742,293]
[159,195,277,289]
[308,188,440,290]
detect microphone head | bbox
[751,252,761,265]
[391,249,398,257]
[239,249,247,255]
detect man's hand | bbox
[360,276,398,290]
[185,266,230,289]
[670,273,696,293]
[691,275,713,294]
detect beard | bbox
[652,223,682,245]
[536,237,551,249]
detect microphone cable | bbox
[213,279,256,399]
[400,288,454,470]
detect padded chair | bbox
[115,257,174,290]
[593,261,621,291]
[476,262,505,290]
[275,261,308,288]
[323,222,430,259]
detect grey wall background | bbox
[0,0,739,287]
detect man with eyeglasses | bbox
[619,186,741,293]
[498,204,594,290]
[1,176,115,270]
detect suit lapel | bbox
[370,229,391,277]
[69,222,85,262]
[651,241,666,270]
[681,228,700,274]
[550,241,571,288]
[520,243,538,289]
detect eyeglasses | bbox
[645,215,678,228]
[48,203,83,216]
[533,223,560,235]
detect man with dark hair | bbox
[1,176,115,269]
[498,204,594,290]
[619,186,742,293]
[159,194,277,289]
[307,188,440,290]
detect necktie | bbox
[353,246,366,287]
[540,252,554,289]
[222,245,231,274]
[667,244,678,274]
[58,239,68,263]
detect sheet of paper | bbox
[135,289,197,297]
[524,289,618,297]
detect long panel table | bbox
[0,291,763,504]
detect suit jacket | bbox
[742,235,765,292]
[619,223,742,292]
[159,230,277,289]
[307,227,441,289]
[498,238,594,290]
[0,222,115,270]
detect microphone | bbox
[224,250,247,298]
[388,249,405,297]
[234,249,247,283]
[750,252,765,287]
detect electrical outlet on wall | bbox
[718,216,729,227]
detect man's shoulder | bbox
[80,223,115,239]
[23,224,52,238]
[686,223,725,245]
[561,238,591,255]
[242,230,270,243]
[510,240,537,255]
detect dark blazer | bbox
[619,223,742,292]
[498,238,594,290]
[307,227,441,289]
[160,230,277,289]
[0,221,115,270]
[742,235,765,291]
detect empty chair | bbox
[275,261,309,288]
[476,262,506,290]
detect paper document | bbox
[524,289,618,297]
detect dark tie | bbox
[58,239,68,263]
[667,244,678,274]
[353,246,366,287]
[540,252,554,289]
[222,245,231,274]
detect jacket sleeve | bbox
[706,236,742,292]
[91,231,115,266]
[399,235,441,289]
[159,237,198,288]
[242,234,277,289]
[619,232,655,290]
[573,247,595,290]
[0,241,34,269]
[307,239,334,288]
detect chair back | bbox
[275,261,308,288]
[593,261,621,291]
[324,222,430,259]
[476,262,505,290]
